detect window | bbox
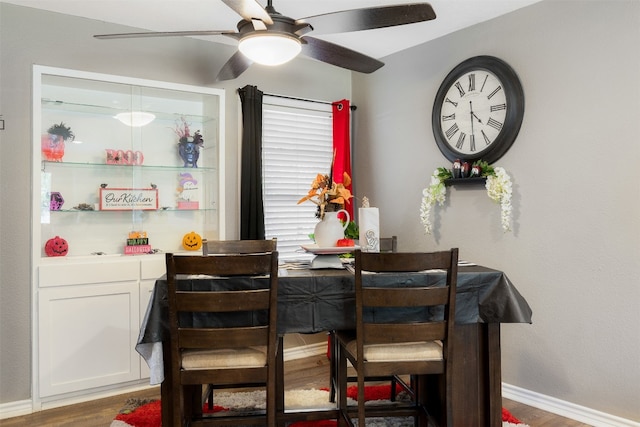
[262,95,333,261]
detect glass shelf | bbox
[49,207,218,213]
[42,98,217,124]
[41,160,217,172]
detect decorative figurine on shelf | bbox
[182,231,203,251]
[460,161,471,178]
[49,192,64,211]
[45,236,69,257]
[174,116,204,168]
[452,159,462,178]
[42,122,74,162]
[125,231,151,255]
[177,173,199,209]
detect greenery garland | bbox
[420,160,512,234]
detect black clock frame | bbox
[432,55,525,164]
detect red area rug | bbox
[111,385,527,426]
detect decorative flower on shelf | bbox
[47,122,75,142]
[173,117,201,143]
[297,172,353,219]
[173,116,203,168]
[420,160,513,234]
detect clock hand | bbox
[470,101,475,135]
[472,111,483,124]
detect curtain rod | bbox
[260,91,357,110]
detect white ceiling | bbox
[1,0,541,59]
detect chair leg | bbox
[328,331,337,403]
[337,342,354,427]
[204,384,214,410]
[357,374,366,427]
[276,336,286,426]
[390,376,397,401]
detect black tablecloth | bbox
[138,265,532,347]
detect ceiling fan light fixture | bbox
[114,111,156,127]
[238,33,301,66]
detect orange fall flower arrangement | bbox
[297,172,352,219]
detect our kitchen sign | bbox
[99,188,158,211]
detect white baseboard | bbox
[283,341,326,361]
[0,399,33,420]
[503,383,640,427]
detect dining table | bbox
[136,261,532,427]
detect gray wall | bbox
[351,0,639,421]
[1,0,639,423]
[0,3,350,403]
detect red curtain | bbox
[332,99,353,218]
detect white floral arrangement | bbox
[485,166,513,232]
[420,161,513,234]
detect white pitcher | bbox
[314,209,350,247]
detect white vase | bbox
[314,210,350,247]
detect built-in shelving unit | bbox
[31,65,225,406]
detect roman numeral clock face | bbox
[432,56,525,164]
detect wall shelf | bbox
[444,177,487,186]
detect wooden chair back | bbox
[379,235,398,252]
[355,249,458,351]
[202,238,277,255]
[165,251,279,426]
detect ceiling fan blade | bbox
[222,0,273,25]
[94,30,236,40]
[298,3,436,36]
[301,37,383,74]
[216,51,253,81]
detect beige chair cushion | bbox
[181,346,267,370]
[346,340,443,362]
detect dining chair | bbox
[335,248,459,427]
[328,236,400,403]
[165,251,279,426]
[199,238,278,411]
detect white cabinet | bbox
[38,279,141,397]
[31,65,224,402]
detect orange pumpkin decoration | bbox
[45,236,69,257]
[182,231,202,251]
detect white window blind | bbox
[262,95,333,261]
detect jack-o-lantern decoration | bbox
[182,231,202,251]
[45,236,69,257]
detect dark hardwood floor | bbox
[1,354,590,426]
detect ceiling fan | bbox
[94,0,436,81]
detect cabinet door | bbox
[38,281,140,397]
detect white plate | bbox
[301,244,359,255]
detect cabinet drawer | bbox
[140,256,166,280]
[39,258,139,287]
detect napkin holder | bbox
[359,207,380,252]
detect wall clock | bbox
[432,55,524,163]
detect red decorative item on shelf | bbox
[41,134,65,162]
[45,236,69,257]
